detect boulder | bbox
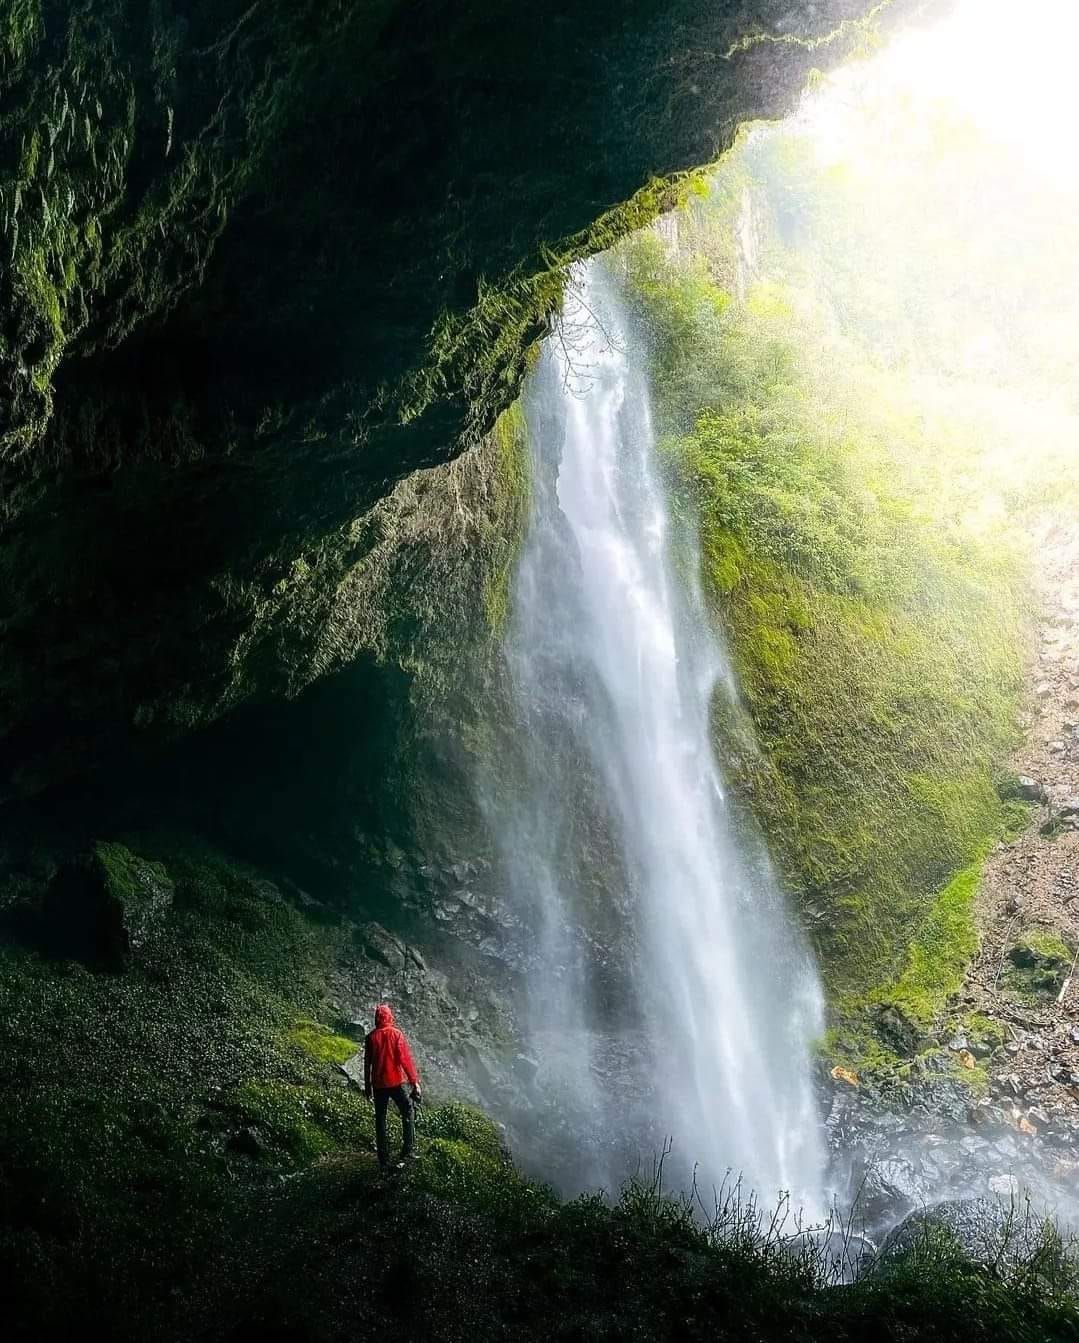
[1015,776,1049,803]
[875,1197,1055,1273]
[228,1126,269,1158]
[358,922,407,972]
[339,1052,366,1089]
[859,1156,922,1226]
[873,1002,921,1057]
[44,841,174,970]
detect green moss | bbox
[1003,928,1074,1002]
[1000,799,1035,841]
[421,1099,507,1163]
[279,1018,358,1067]
[420,1137,522,1210]
[820,1022,903,1077]
[959,1011,1008,1054]
[225,1079,372,1165]
[93,839,169,902]
[483,402,532,634]
[875,863,981,1030]
[1020,930,1072,963]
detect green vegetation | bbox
[279,1018,358,1068]
[198,1136,1079,1342]
[0,836,360,1332]
[611,79,1079,1058]
[619,224,1024,1013]
[483,401,532,633]
[225,1079,370,1166]
[960,1012,1009,1055]
[877,863,982,1031]
[1003,928,1075,1003]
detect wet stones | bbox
[873,1002,921,1057]
[358,922,408,972]
[512,1053,540,1086]
[1058,797,1079,827]
[878,1198,1058,1272]
[1014,775,1049,804]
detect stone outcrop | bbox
[42,840,174,969]
[0,0,928,804]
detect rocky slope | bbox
[820,520,1079,1236]
[962,520,1079,1155]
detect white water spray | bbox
[492,257,824,1210]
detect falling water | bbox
[490,257,825,1210]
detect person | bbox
[363,1003,421,1171]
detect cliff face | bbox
[0,0,927,804]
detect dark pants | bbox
[374,1085,414,1167]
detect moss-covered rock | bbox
[1003,927,1074,1002]
[41,839,173,969]
[0,0,927,802]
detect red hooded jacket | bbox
[364,1004,420,1091]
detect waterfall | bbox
[489,257,825,1211]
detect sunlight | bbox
[886,0,1079,176]
[805,0,1079,186]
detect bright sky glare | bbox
[807,0,1079,184]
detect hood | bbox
[374,1003,395,1029]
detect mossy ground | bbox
[0,836,365,1334]
[196,1132,1079,1343]
[3,838,1078,1340]
[279,1019,358,1068]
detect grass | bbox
[193,1135,1079,1343]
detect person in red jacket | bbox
[364,1003,421,1170]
